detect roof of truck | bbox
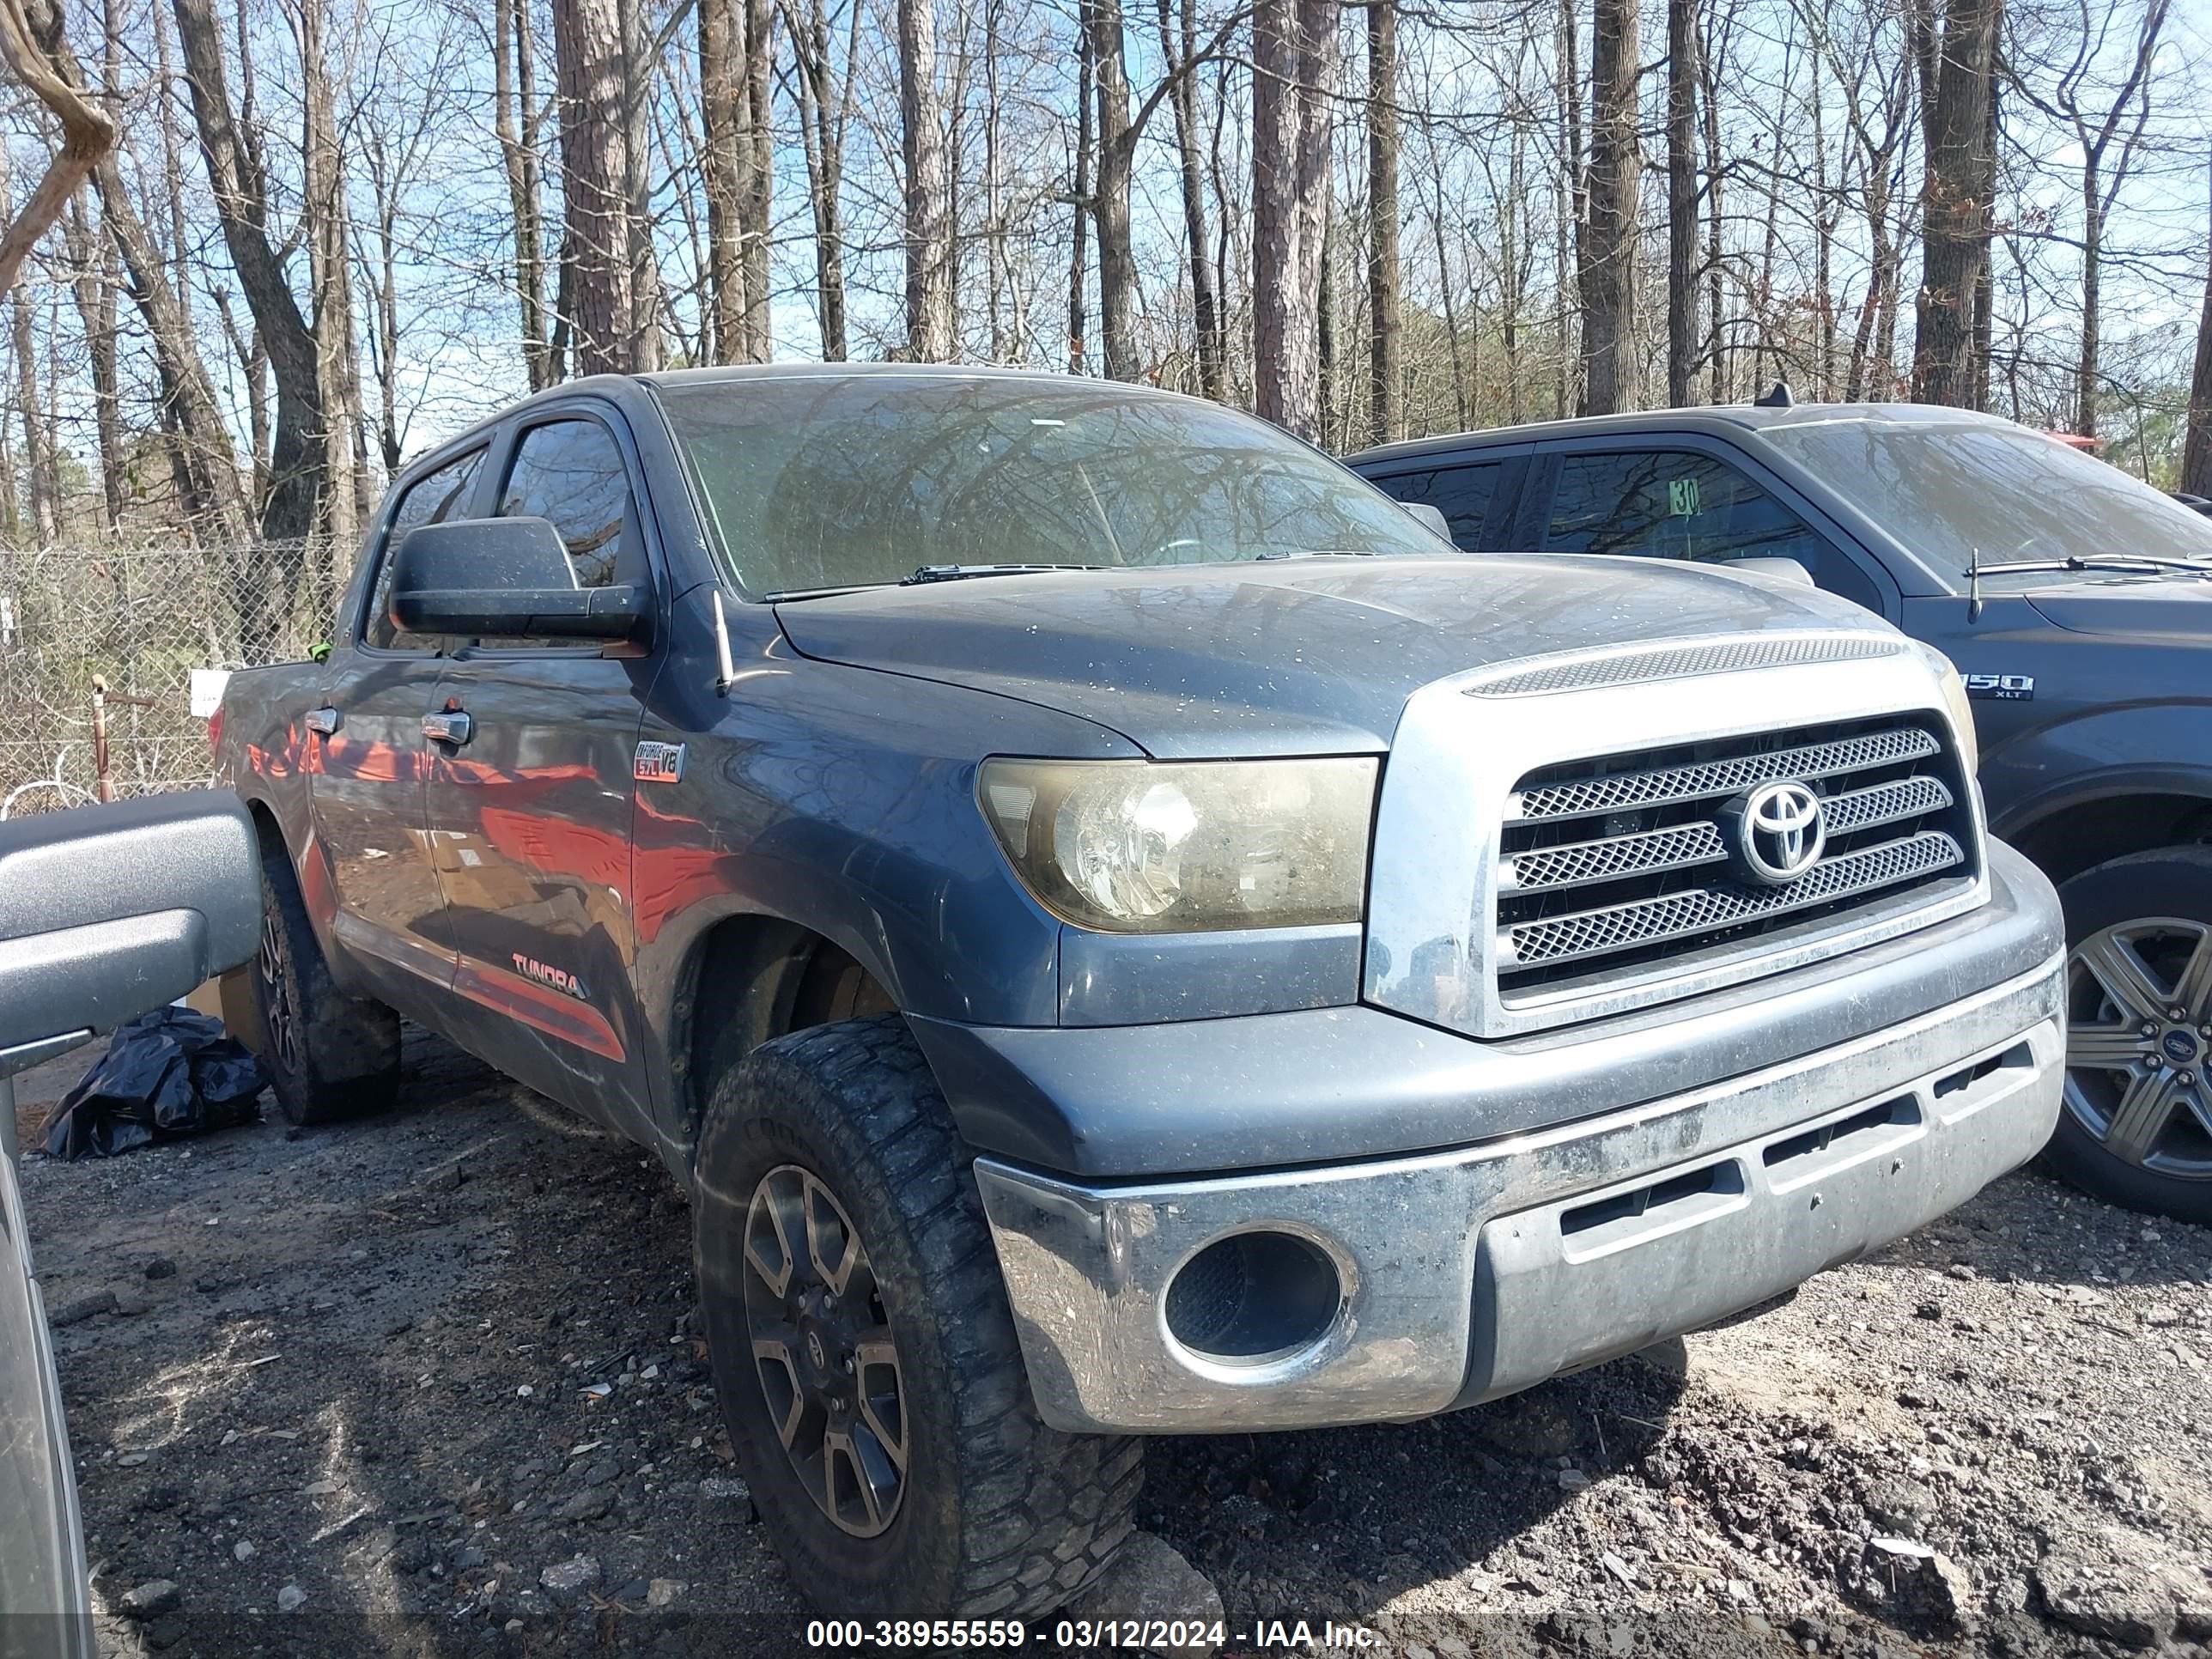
[1349,400,2009,469]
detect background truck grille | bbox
[1495,714,1976,1000]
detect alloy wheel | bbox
[740,1164,908,1537]
[2064,918,2212,1178]
[258,908,301,1074]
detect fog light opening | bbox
[1161,1230,1342,1363]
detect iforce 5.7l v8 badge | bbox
[634,741,687,783]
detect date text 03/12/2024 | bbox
[802,1619,1383,1650]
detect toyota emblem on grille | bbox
[1726,780,1826,885]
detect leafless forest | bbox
[0,0,2206,568]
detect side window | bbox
[364,447,484,649]
[497,418,639,591]
[1373,462,1502,551]
[1541,449,1883,612]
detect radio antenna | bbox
[1968,545,1984,623]
[712,589,736,695]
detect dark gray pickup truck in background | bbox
[214,367,2065,1621]
[1355,402,2212,1224]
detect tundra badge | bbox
[512,954,586,1000]
[635,740,687,783]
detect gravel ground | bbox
[15,1028,2212,1658]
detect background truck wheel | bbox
[2048,847,2212,1223]
[693,1014,1142,1620]
[250,837,402,1127]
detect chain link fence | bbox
[0,540,351,817]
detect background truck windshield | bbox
[1763,416,2212,582]
[656,374,1443,596]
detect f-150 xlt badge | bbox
[513,953,586,1000]
[635,741,687,783]
[1963,672,2034,702]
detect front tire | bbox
[251,836,402,1127]
[2049,847,2212,1223]
[693,1015,1141,1619]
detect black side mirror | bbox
[388,517,649,641]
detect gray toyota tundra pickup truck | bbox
[213,366,2066,1621]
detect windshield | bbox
[655,374,1445,596]
[1762,417,2212,586]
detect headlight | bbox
[977,757,1379,933]
[1915,643,1979,776]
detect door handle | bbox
[422,710,473,746]
[304,707,339,736]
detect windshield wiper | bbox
[900,563,1099,585]
[1978,554,2212,578]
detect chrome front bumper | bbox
[973,952,2063,1434]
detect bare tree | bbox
[1366,0,1399,441]
[900,0,953,359]
[1911,0,2002,408]
[786,0,854,360]
[555,0,637,374]
[171,0,333,538]
[495,0,556,388]
[2010,0,2167,438]
[1158,0,1222,398]
[1252,0,1335,437]
[0,0,113,304]
[298,0,362,536]
[1665,0,1696,405]
[2186,162,2212,496]
[701,0,749,360]
[1578,0,1639,414]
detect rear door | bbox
[307,447,485,1005]
[418,405,665,1133]
[1356,444,1532,551]
[1518,437,1901,618]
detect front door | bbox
[419,410,661,1134]
[307,447,488,1007]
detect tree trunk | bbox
[10,275,57,543]
[554,0,635,374]
[61,194,122,531]
[1159,0,1221,398]
[1911,0,2000,408]
[172,0,326,539]
[1698,6,1725,402]
[899,0,952,360]
[1087,0,1139,380]
[1664,0,1695,406]
[1578,0,1639,415]
[1555,0,1581,416]
[2184,181,2212,495]
[741,0,773,358]
[1067,14,1092,374]
[1365,0,1399,444]
[299,0,360,539]
[22,0,247,540]
[0,0,116,307]
[495,0,554,388]
[1252,0,1336,439]
[788,0,850,360]
[700,0,745,360]
[619,0,662,370]
[2076,172,2101,437]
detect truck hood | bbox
[772,555,1893,756]
[2024,577,2212,643]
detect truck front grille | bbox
[1495,714,1975,1000]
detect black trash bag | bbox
[42,1006,266,1159]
